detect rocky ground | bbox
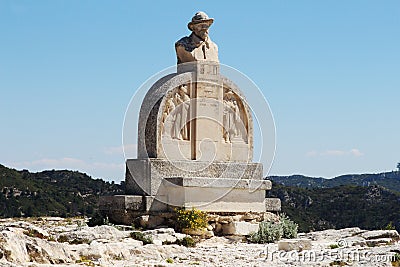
[0,217,399,266]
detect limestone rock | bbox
[278,238,312,252]
[360,230,400,240]
[182,228,214,238]
[222,221,259,236]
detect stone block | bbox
[159,177,269,212]
[360,230,399,240]
[265,198,281,211]
[222,221,259,235]
[99,195,167,212]
[125,158,263,196]
[366,238,394,247]
[278,239,312,252]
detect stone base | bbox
[98,202,281,236]
[100,158,281,227]
[159,177,271,212]
[125,158,263,196]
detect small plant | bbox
[329,260,347,266]
[69,238,90,245]
[166,258,174,264]
[130,231,153,245]
[176,236,197,247]
[88,212,109,227]
[249,214,298,244]
[392,253,400,267]
[249,221,283,243]
[76,256,95,266]
[112,254,124,260]
[57,235,69,243]
[23,229,45,239]
[280,214,298,238]
[175,208,208,230]
[47,235,56,242]
[385,222,396,230]
[329,244,340,249]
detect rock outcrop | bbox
[0,218,399,266]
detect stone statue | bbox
[161,96,176,135]
[175,12,219,64]
[223,91,240,143]
[172,85,190,140]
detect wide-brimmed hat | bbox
[188,11,214,31]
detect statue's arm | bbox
[175,41,194,64]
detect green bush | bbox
[175,208,208,230]
[280,214,298,238]
[249,215,298,244]
[385,221,396,230]
[249,221,283,243]
[176,236,197,247]
[130,231,153,245]
[88,212,108,227]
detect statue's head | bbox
[188,11,214,40]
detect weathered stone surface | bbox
[265,197,281,212]
[221,221,259,236]
[366,238,394,247]
[1,218,400,267]
[278,238,312,251]
[159,177,269,212]
[136,70,254,163]
[125,158,263,196]
[360,230,400,240]
[182,228,214,238]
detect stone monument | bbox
[100,12,280,228]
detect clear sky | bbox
[1,1,399,182]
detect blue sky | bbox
[1,1,399,181]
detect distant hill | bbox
[268,182,400,232]
[269,171,400,192]
[2,163,400,233]
[0,164,124,218]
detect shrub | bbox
[175,208,208,230]
[249,221,283,243]
[385,221,396,230]
[176,236,197,247]
[57,235,69,243]
[280,214,298,238]
[329,244,339,249]
[88,212,108,227]
[130,231,153,245]
[23,229,45,239]
[166,258,174,264]
[69,238,90,245]
[249,214,298,244]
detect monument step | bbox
[164,177,271,190]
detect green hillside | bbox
[269,171,400,192]
[268,182,400,232]
[0,164,123,218]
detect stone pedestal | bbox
[100,158,281,225]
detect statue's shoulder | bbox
[208,38,218,49]
[175,36,191,48]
